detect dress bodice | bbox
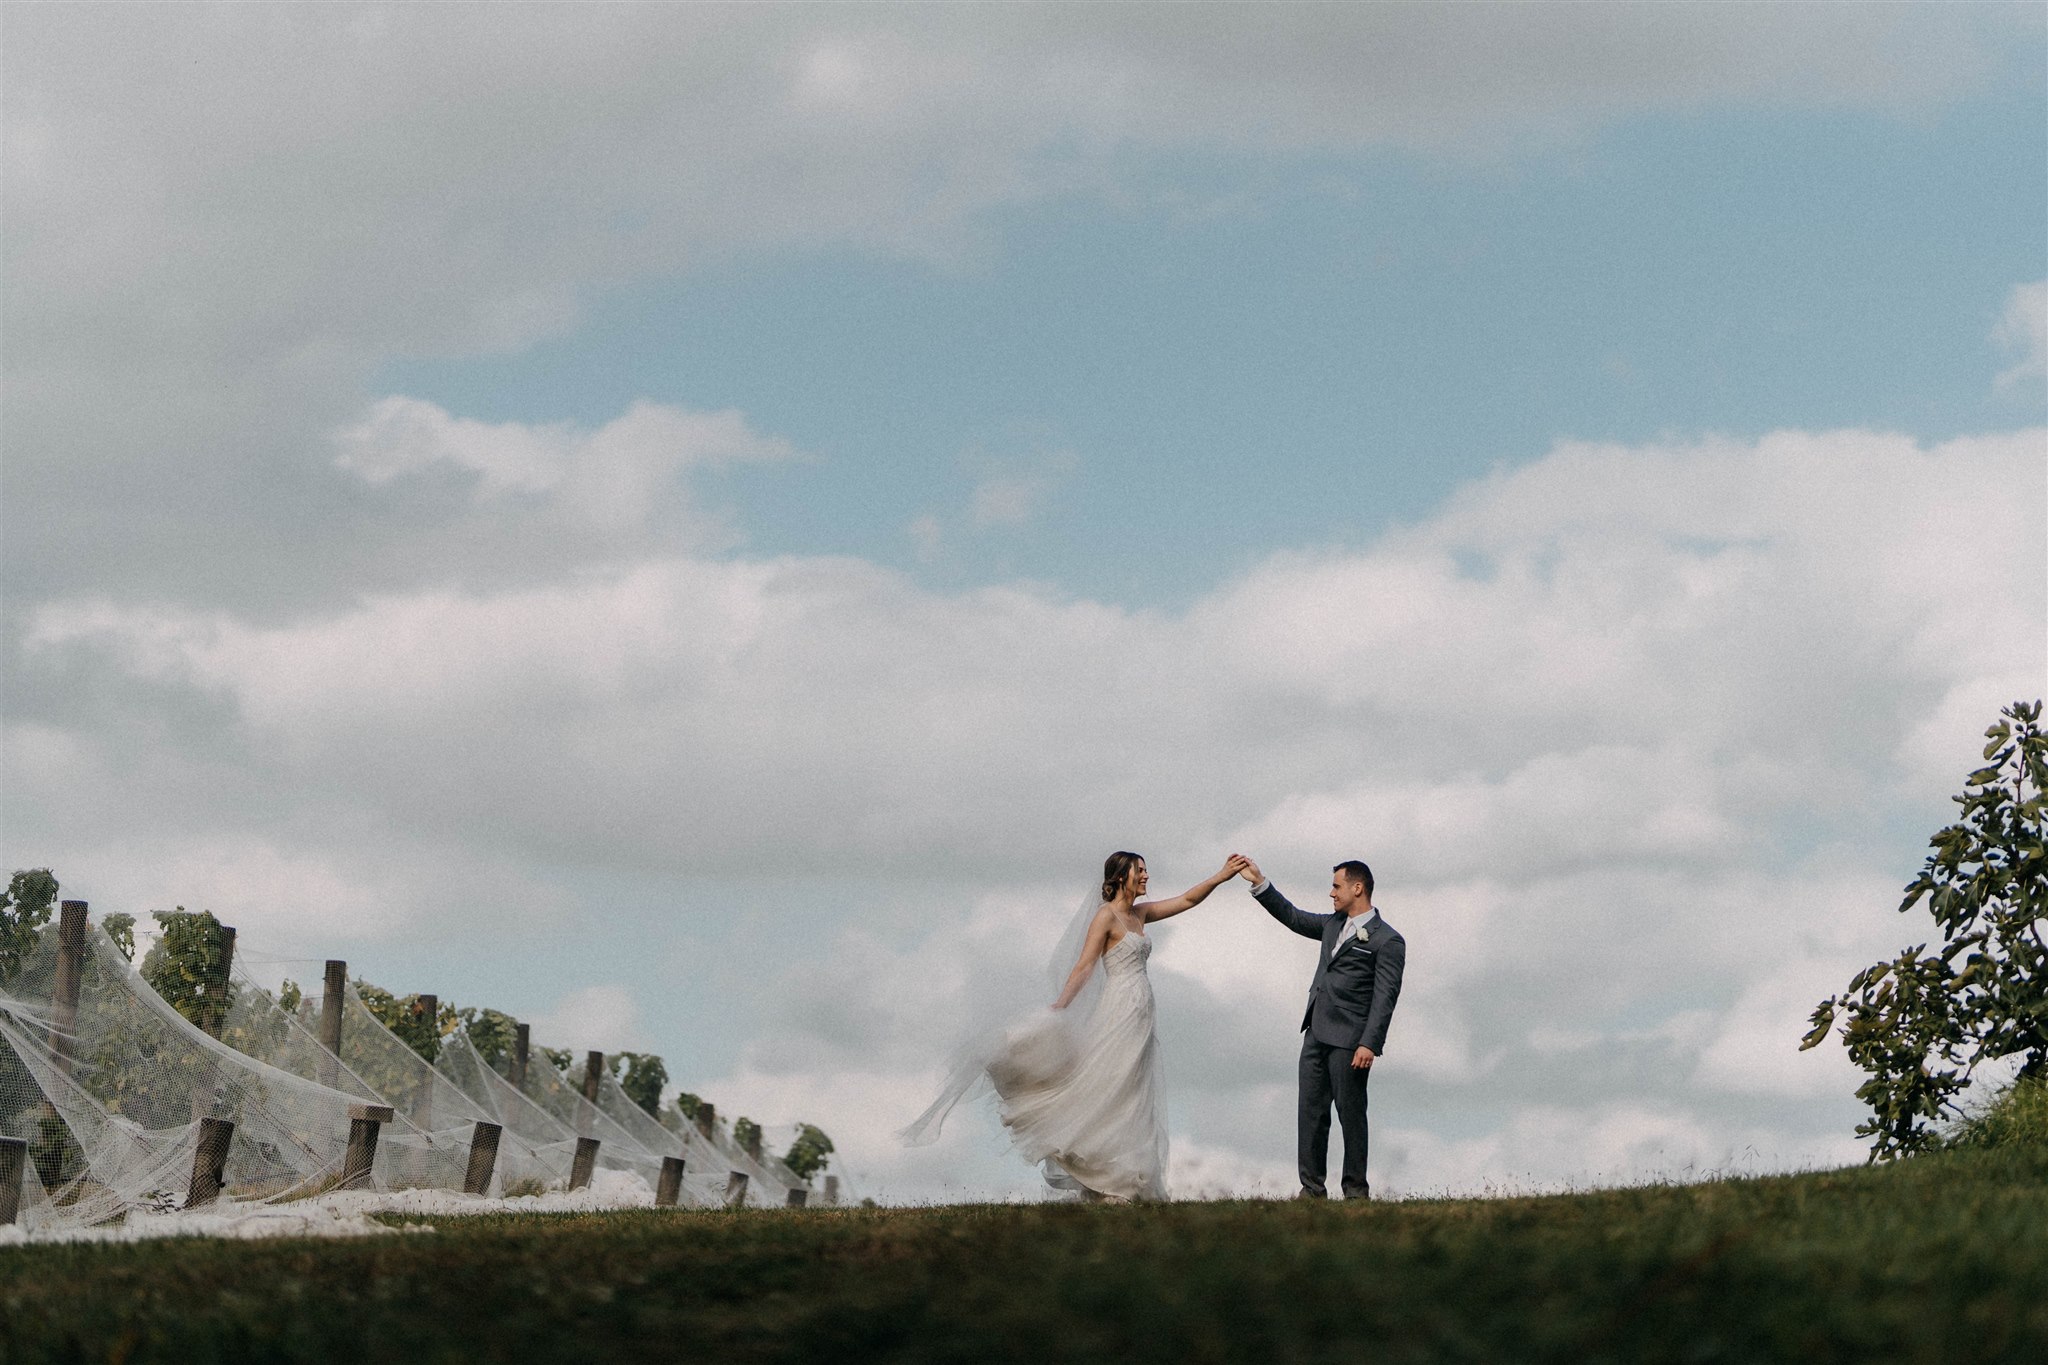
[1103,931,1152,977]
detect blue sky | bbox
[383,73,2046,606]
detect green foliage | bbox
[27,1106,83,1190]
[0,868,59,983]
[1943,1075,2048,1152]
[217,978,310,1075]
[781,1123,835,1181]
[609,1051,668,1116]
[101,912,136,962]
[455,1007,521,1072]
[354,980,453,1062]
[732,1116,761,1155]
[672,1091,705,1124]
[1805,700,2048,1158]
[539,1046,574,1073]
[139,909,236,1030]
[75,922,228,1129]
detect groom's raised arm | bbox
[1251,882,1326,941]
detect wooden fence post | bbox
[49,901,87,1075]
[823,1175,840,1206]
[582,1051,603,1104]
[341,1104,394,1191]
[463,1122,502,1196]
[318,960,347,1088]
[656,1157,686,1208]
[510,1023,530,1088]
[742,1126,763,1162]
[696,1102,715,1138]
[723,1171,749,1208]
[202,925,236,1038]
[186,1116,234,1208]
[0,1136,26,1226]
[568,1137,600,1192]
[785,1187,808,1208]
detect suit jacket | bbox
[1256,883,1406,1054]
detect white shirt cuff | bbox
[1250,879,1270,895]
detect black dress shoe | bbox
[1295,1187,1327,1200]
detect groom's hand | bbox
[1236,856,1264,886]
[1350,1046,1375,1070]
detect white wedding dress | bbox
[903,915,1171,1201]
[988,930,1169,1200]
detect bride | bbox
[905,850,1247,1202]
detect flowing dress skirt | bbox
[987,932,1168,1201]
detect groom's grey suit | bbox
[1255,883,1406,1199]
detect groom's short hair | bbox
[1333,860,1374,897]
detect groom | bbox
[1236,856,1406,1200]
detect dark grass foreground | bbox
[4,1140,2045,1365]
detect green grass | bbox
[3,1139,2046,1364]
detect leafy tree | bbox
[1804,700,2048,1157]
[454,1006,521,1072]
[0,868,59,983]
[101,912,136,962]
[140,909,236,1030]
[732,1115,762,1156]
[609,1051,668,1115]
[781,1123,835,1182]
[354,980,455,1062]
[539,1046,574,1073]
[219,976,311,1070]
[672,1091,706,1125]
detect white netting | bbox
[663,1113,806,1203]
[0,923,459,1228]
[430,1030,590,1195]
[0,999,195,1231]
[500,1050,666,1198]
[586,1069,728,1207]
[222,970,569,1196]
[0,910,827,1228]
[729,1133,807,1203]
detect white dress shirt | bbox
[1333,910,1376,953]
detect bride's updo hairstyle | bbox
[1102,851,1144,904]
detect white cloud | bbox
[1996,279,2047,390]
[333,396,796,537]
[13,420,2037,1199]
[3,3,2030,620]
[11,4,2004,379]
[527,984,648,1056]
[968,451,1077,529]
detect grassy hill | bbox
[3,1130,2045,1364]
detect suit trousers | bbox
[1298,1034,1371,1198]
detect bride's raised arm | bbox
[1051,906,1116,1010]
[1138,856,1250,922]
